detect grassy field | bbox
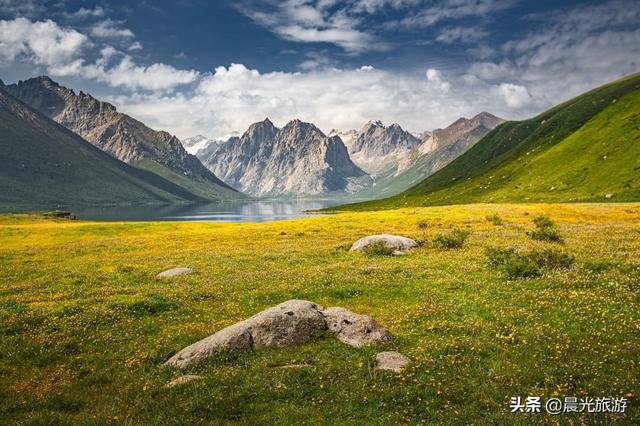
[1,203,638,424]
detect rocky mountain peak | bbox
[201,118,370,196]
[286,118,318,129]
[4,76,236,198]
[348,120,421,174]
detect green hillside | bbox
[333,72,640,211]
[0,89,211,210]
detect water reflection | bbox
[71,199,344,222]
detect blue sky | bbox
[1,0,639,138]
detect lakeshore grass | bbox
[0,203,638,424]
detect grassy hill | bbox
[333,72,640,211]
[0,89,214,210]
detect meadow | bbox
[0,203,638,424]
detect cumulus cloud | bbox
[110,63,535,139]
[425,68,451,92]
[0,18,88,67]
[0,17,199,91]
[90,19,134,38]
[497,83,532,108]
[83,56,199,91]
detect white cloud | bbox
[0,18,198,91]
[390,0,515,29]
[128,41,143,51]
[497,83,532,108]
[469,0,640,106]
[436,26,488,44]
[242,0,378,53]
[90,19,134,38]
[0,18,88,67]
[65,6,105,19]
[84,56,199,91]
[110,63,534,139]
[425,68,451,92]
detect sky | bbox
[1,0,639,139]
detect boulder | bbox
[165,300,393,368]
[246,300,327,349]
[165,300,326,368]
[350,234,418,253]
[323,307,392,347]
[375,352,410,373]
[157,267,194,279]
[165,374,202,388]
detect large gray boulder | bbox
[350,234,418,252]
[323,307,393,347]
[165,300,326,368]
[165,300,393,368]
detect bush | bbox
[43,210,76,219]
[362,242,395,256]
[416,219,429,229]
[433,229,470,249]
[486,214,504,226]
[486,247,574,278]
[528,227,563,242]
[527,214,563,243]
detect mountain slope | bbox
[350,112,503,199]
[202,118,371,197]
[333,72,640,211]
[339,121,421,175]
[0,88,201,209]
[4,77,239,200]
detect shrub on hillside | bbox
[486,214,504,226]
[527,214,563,243]
[433,229,470,249]
[486,247,574,278]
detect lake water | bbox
[70,199,347,222]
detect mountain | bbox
[0,87,206,209]
[332,72,640,211]
[182,135,218,155]
[4,76,239,200]
[348,112,503,199]
[331,121,421,175]
[201,118,371,197]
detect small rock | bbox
[157,267,194,279]
[350,234,419,253]
[605,193,614,199]
[392,250,406,256]
[323,307,392,347]
[165,374,202,388]
[375,352,410,373]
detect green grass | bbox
[332,72,640,211]
[0,202,638,424]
